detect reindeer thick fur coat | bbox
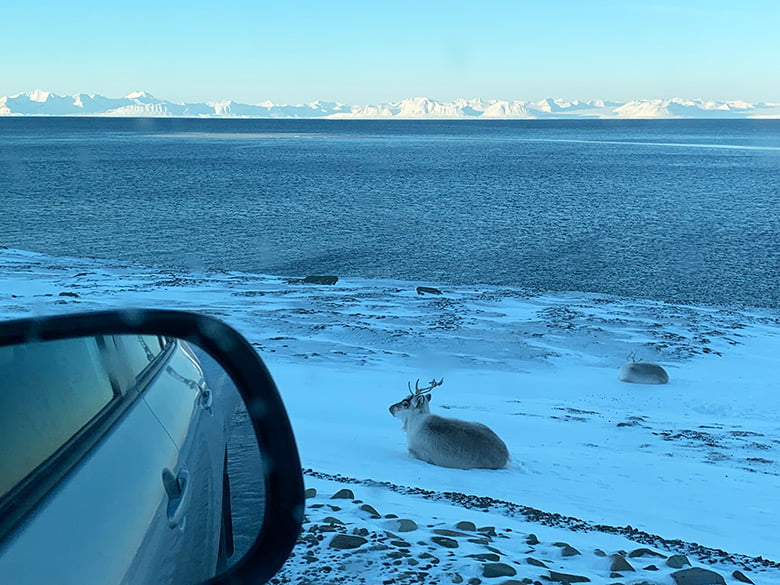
[389,379,509,470]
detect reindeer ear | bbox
[425,394,431,402]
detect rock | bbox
[321,516,344,525]
[434,529,470,538]
[330,488,354,499]
[553,543,580,557]
[304,488,317,499]
[671,568,726,585]
[390,540,411,548]
[593,549,606,557]
[431,536,459,548]
[329,534,367,550]
[390,519,418,533]
[526,534,540,545]
[352,527,369,537]
[359,503,381,518]
[456,521,477,531]
[452,574,464,584]
[478,526,498,537]
[548,571,591,583]
[610,554,635,572]
[619,362,669,384]
[468,579,482,585]
[387,551,407,559]
[644,565,659,571]
[303,275,339,285]
[327,505,341,511]
[526,557,547,568]
[732,571,754,584]
[59,291,80,298]
[483,563,517,578]
[666,555,691,569]
[300,534,317,545]
[468,553,501,562]
[629,548,666,559]
[467,537,491,545]
[417,286,443,295]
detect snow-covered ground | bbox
[1,248,778,584]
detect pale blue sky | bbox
[3,0,778,104]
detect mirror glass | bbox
[0,334,265,585]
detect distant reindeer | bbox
[389,378,509,470]
[619,354,669,385]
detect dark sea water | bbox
[1,118,779,308]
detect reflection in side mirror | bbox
[189,344,266,569]
[0,311,303,585]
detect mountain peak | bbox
[125,90,156,100]
[27,89,52,102]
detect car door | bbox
[130,337,227,582]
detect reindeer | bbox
[389,378,509,469]
[619,353,669,384]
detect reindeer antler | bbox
[407,377,445,396]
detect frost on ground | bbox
[1,248,779,584]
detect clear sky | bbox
[2,0,778,104]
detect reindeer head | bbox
[389,378,444,419]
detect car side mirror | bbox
[0,309,304,585]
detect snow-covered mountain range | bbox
[2,90,779,119]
